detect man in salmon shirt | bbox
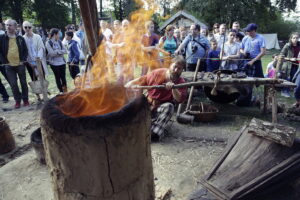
[125,56,187,141]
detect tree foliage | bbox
[172,0,298,39]
[33,0,70,29]
[111,0,141,20]
[275,0,298,12]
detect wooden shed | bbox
[159,10,208,32]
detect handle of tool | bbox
[185,59,201,112]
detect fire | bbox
[58,1,165,117]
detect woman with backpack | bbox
[46,28,68,93]
[159,25,178,67]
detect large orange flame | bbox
[58,1,166,117]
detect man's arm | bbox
[124,76,144,88]
[165,82,186,103]
[247,47,266,66]
[174,36,189,55]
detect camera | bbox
[244,52,251,59]
[191,45,198,53]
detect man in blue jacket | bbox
[65,31,80,79]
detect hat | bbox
[244,23,257,32]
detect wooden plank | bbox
[248,118,296,147]
[200,121,300,200]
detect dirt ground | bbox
[0,94,299,200]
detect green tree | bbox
[275,0,298,11]
[33,0,70,29]
[111,0,140,20]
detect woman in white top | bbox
[220,29,241,71]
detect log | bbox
[248,118,296,147]
[41,93,154,200]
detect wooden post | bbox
[41,94,155,200]
[36,58,48,101]
[263,85,268,114]
[271,87,278,124]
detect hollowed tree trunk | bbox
[41,92,154,200]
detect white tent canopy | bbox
[261,33,280,50]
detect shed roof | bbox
[159,10,207,31]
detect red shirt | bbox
[139,68,187,106]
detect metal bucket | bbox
[30,128,46,164]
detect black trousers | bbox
[50,64,67,93]
[68,62,80,79]
[0,66,9,100]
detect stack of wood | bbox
[283,106,300,122]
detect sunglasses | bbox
[214,27,219,29]
[24,26,32,29]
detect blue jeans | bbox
[294,74,300,101]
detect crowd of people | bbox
[0,18,299,140]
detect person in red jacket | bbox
[125,56,187,141]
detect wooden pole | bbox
[186,59,201,111]
[131,78,284,90]
[78,0,100,56]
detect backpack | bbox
[45,39,63,56]
[46,39,63,64]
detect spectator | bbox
[278,32,300,97]
[240,23,266,77]
[65,31,80,79]
[207,39,220,72]
[0,23,5,35]
[179,26,187,43]
[125,56,187,141]
[220,29,241,71]
[232,21,245,36]
[175,24,210,72]
[100,20,113,42]
[159,25,178,67]
[265,54,278,78]
[215,23,227,50]
[75,22,85,43]
[0,76,9,103]
[23,21,48,101]
[23,21,48,80]
[212,23,220,37]
[46,28,68,93]
[62,24,81,47]
[115,19,134,84]
[174,28,180,38]
[0,19,28,108]
[113,20,121,34]
[141,20,161,75]
[159,25,178,55]
[292,51,300,107]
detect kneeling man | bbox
[125,56,187,141]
